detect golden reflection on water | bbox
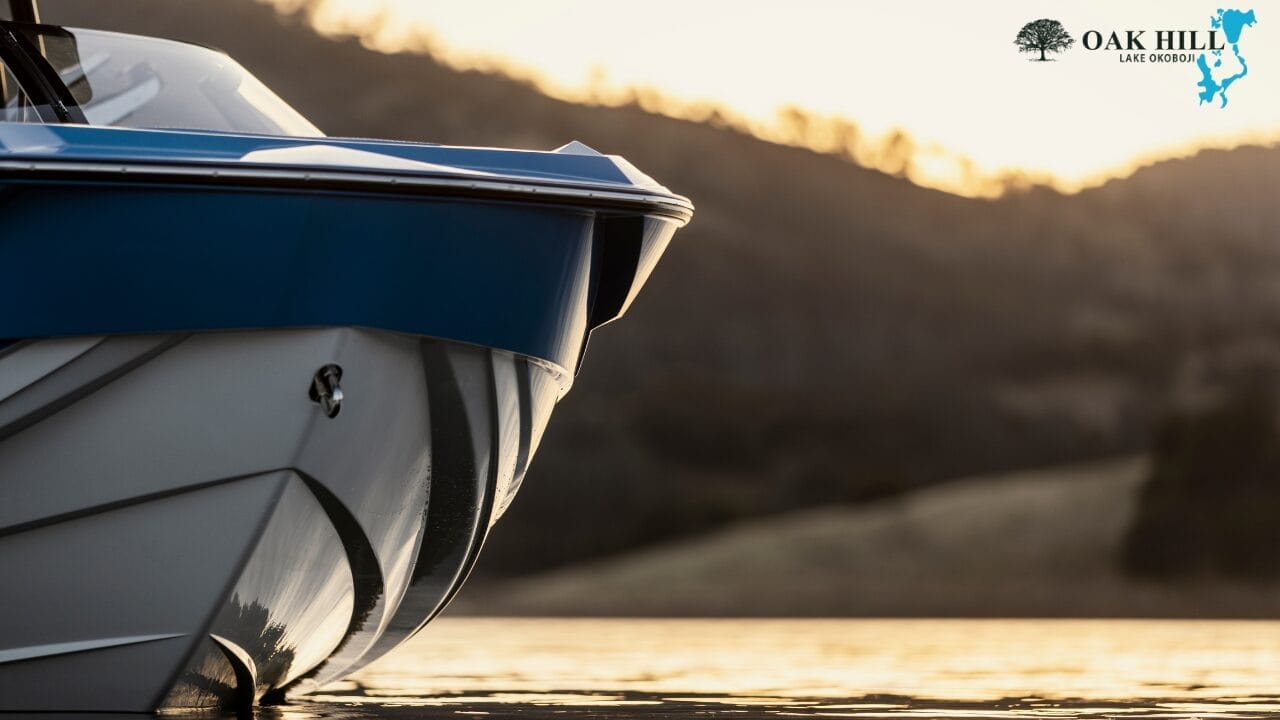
[267,618,1280,719]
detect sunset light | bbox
[264,0,1279,196]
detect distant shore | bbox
[454,458,1280,618]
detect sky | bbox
[265,0,1279,196]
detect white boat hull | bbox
[0,327,563,710]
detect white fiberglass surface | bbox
[491,354,522,522]
[0,336,101,403]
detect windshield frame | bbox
[0,21,83,123]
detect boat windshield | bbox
[0,56,39,123]
[9,25,322,137]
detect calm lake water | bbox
[266,618,1280,719]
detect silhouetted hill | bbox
[40,0,1280,576]
[1125,372,1280,581]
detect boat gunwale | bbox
[0,157,695,224]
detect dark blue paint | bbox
[0,180,599,370]
[0,123,688,370]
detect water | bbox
[265,618,1280,719]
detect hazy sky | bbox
[270,0,1277,193]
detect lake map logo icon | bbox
[1195,8,1257,107]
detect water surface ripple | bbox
[269,618,1280,719]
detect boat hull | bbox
[0,327,563,710]
[0,123,688,711]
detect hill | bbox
[38,0,1280,577]
[453,457,1280,617]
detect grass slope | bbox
[456,458,1280,617]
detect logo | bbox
[1014,19,1075,62]
[1195,8,1257,107]
[1015,9,1258,108]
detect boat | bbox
[0,1,692,711]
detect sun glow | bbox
[260,0,1280,197]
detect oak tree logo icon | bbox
[1015,18,1075,61]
